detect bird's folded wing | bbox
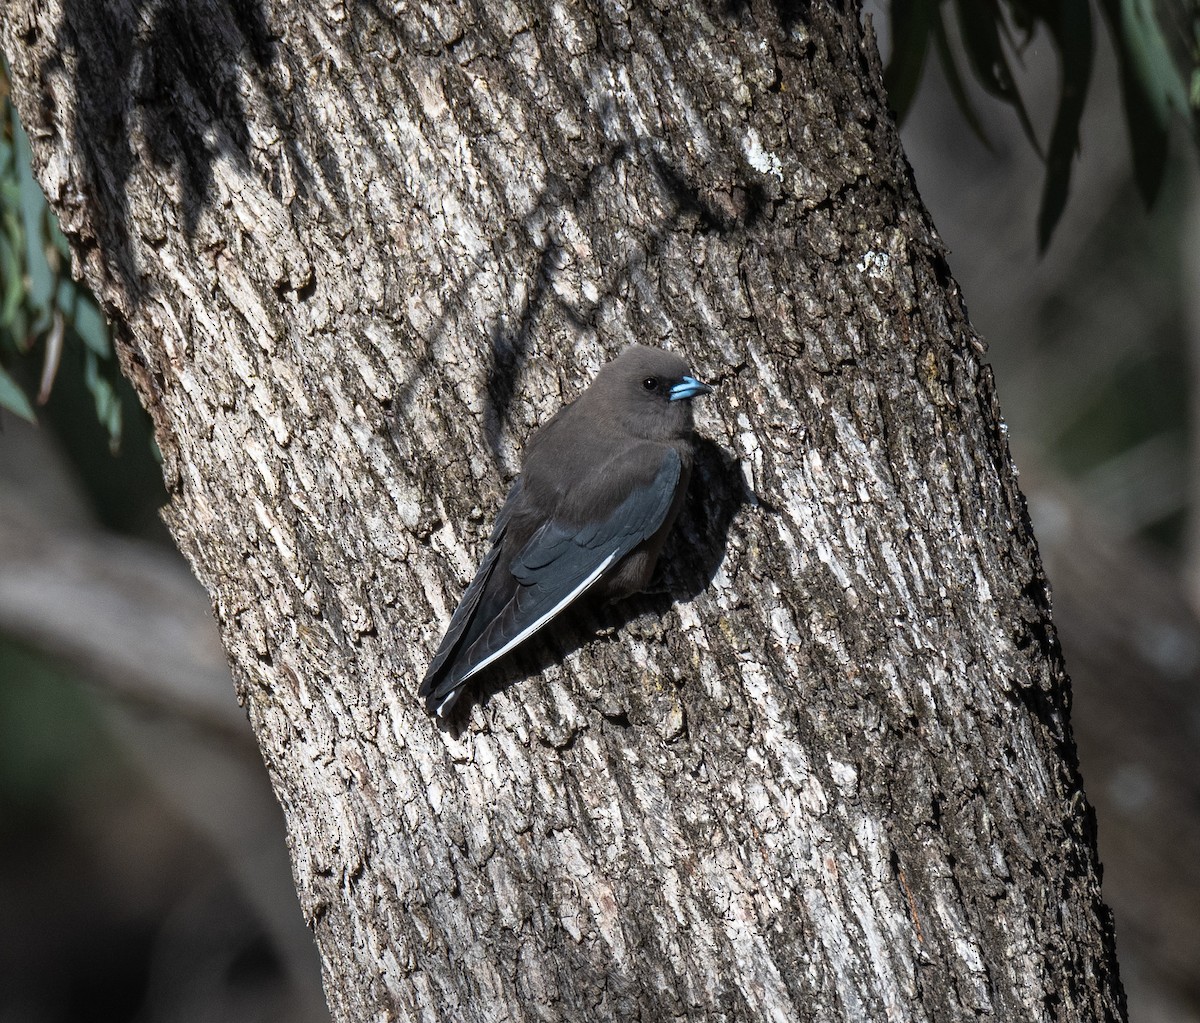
[427,449,681,709]
[419,479,523,693]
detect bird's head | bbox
[588,344,713,441]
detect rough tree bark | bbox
[2,2,1126,1021]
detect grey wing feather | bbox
[424,450,681,715]
[419,479,523,704]
[488,478,524,542]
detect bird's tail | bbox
[418,543,508,719]
[423,676,468,720]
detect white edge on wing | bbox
[435,549,619,717]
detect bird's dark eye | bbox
[642,377,658,391]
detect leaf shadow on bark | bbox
[43,0,282,279]
[478,138,769,464]
[482,237,564,465]
[385,31,779,462]
[439,435,754,732]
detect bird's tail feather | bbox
[427,679,468,719]
[419,544,505,712]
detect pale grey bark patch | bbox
[2,0,1126,1020]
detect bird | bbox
[419,344,713,719]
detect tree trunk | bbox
[1,2,1126,1020]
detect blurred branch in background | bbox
[0,418,329,1022]
[0,424,243,737]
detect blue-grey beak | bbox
[668,375,713,402]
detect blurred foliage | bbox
[885,0,1200,249]
[0,642,115,816]
[0,640,305,1023]
[0,61,122,449]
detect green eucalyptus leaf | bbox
[1119,0,1190,127]
[83,347,122,451]
[1100,0,1171,204]
[885,0,936,122]
[72,295,111,358]
[0,233,21,328]
[0,362,35,422]
[954,0,1042,155]
[9,115,57,318]
[47,214,70,262]
[20,203,52,317]
[0,73,118,442]
[7,304,27,350]
[1039,0,1094,250]
[933,5,994,150]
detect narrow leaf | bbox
[0,362,35,421]
[954,0,1043,155]
[1119,0,1190,127]
[37,309,63,405]
[84,348,122,451]
[933,7,994,150]
[47,213,70,261]
[72,294,111,358]
[0,233,21,328]
[1038,0,1095,250]
[1099,0,1171,205]
[884,0,936,122]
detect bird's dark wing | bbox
[419,479,524,700]
[422,449,681,717]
